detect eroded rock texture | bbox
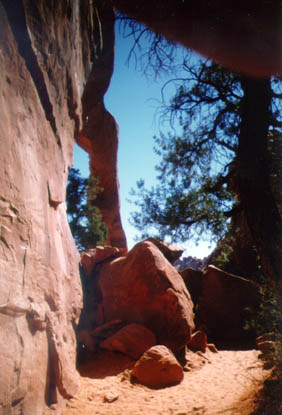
[0,1,118,413]
[131,345,184,388]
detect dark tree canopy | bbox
[66,168,108,250]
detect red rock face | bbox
[0,1,116,412]
[187,330,207,354]
[77,2,127,250]
[77,104,128,250]
[97,241,195,351]
[131,345,184,388]
[100,323,156,359]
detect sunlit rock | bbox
[97,241,195,351]
[131,345,184,388]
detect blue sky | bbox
[74,25,215,258]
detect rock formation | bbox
[78,241,195,353]
[111,1,282,77]
[187,330,207,354]
[78,242,261,360]
[0,1,84,411]
[0,1,123,413]
[131,345,184,388]
[1,1,279,413]
[196,266,261,347]
[95,241,195,351]
[76,2,127,251]
[80,246,123,277]
[100,323,156,359]
[145,238,184,264]
[179,266,261,347]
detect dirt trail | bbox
[61,348,269,415]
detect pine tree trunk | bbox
[236,77,282,281]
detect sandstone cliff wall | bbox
[0,1,120,413]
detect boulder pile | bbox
[78,240,195,353]
[77,239,261,388]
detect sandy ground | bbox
[61,348,270,415]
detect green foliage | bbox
[130,57,282,249]
[130,175,232,244]
[246,280,282,338]
[247,279,282,415]
[130,60,241,244]
[245,277,282,375]
[66,168,107,250]
[208,231,236,269]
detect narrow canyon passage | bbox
[1,2,280,414]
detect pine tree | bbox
[66,168,108,250]
[130,59,282,279]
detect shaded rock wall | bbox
[181,266,261,348]
[112,0,282,77]
[0,1,118,413]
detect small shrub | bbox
[248,279,282,415]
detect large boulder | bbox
[196,265,261,346]
[97,241,195,351]
[77,319,126,355]
[187,330,207,353]
[131,345,184,388]
[100,323,156,359]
